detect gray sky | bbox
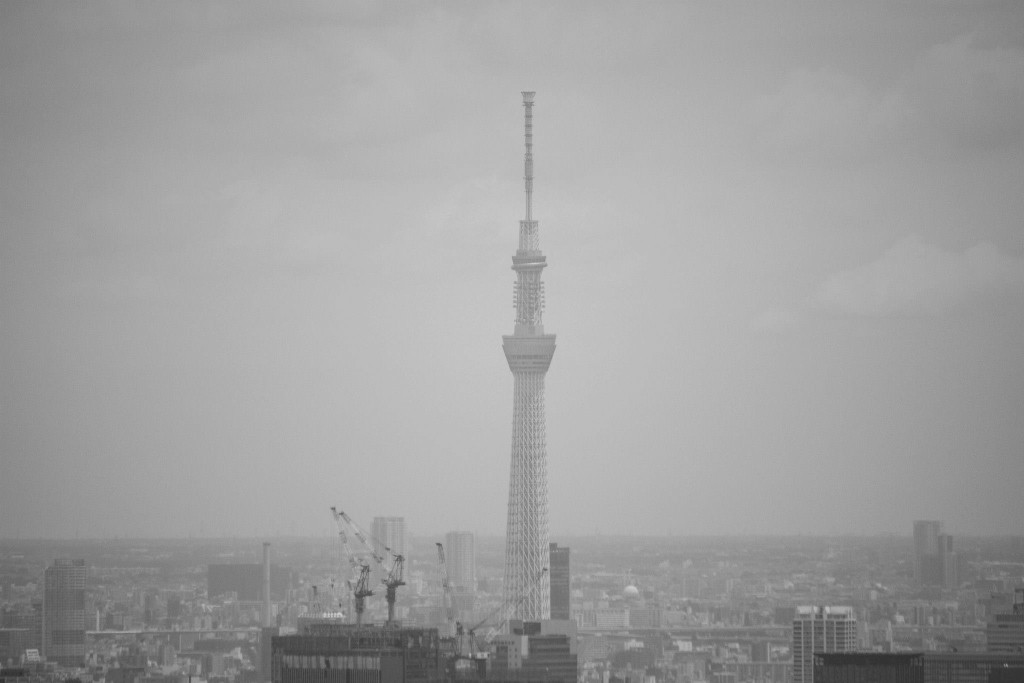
[2,2,1022,539]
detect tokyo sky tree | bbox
[502,91,555,622]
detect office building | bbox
[371,517,406,588]
[43,559,86,667]
[792,606,857,683]
[444,531,475,593]
[549,543,571,620]
[913,521,958,590]
[371,517,406,560]
[503,91,556,622]
[987,588,1024,654]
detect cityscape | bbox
[2,4,1023,683]
[2,528,1024,683]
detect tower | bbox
[43,559,86,667]
[503,91,555,622]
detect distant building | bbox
[43,559,86,667]
[444,531,475,593]
[815,651,1024,683]
[792,606,856,683]
[0,629,32,666]
[914,521,958,590]
[0,604,41,656]
[371,517,406,585]
[987,588,1024,654]
[549,543,570,620]
[207,564,291,602]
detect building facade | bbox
[43,559,86,667]
[549,543,571,620]
[503,91,556,623]
[792,606,857,683]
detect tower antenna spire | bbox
[522,91,535,223]
[503,91,555,624]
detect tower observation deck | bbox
[502,91,555,622]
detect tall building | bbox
[43,559,86,667]
[913,521,958,589]
[371,517,406,587]
[792,606,857,683]
[371,517,406,559]
[444,531,476,592]
[503,91,555,623]
[549,543,571,620]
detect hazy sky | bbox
[2,2,1022,540]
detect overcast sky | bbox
[2,2,1022,540]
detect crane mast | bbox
[330,507,374,625]
[436,543,455,636]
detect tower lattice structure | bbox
[502,91,555,622]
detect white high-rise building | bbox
[792,606,857,683]
[502,91,555,623]
[371,517,406,582]
[444,531,476,593]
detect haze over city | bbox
[2,2,1023,539]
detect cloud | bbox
[751,67,904,161]
[905,33,1024,148]
[752,30,1024,161]
[812,235,1024,317]
[749,306,802,333]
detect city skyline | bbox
[2,2,1023,539]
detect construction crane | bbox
[463,567,548,656]
[331,507,406,624]
[436,543,455,636]
[351,563,374,626]
[330,507,374,625]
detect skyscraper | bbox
[913,520,941,584]
[371,517,406,584]
[371,517,406,559]
[444,531,476,593]
[792,606,857,683]
[43,559,86,667]
[913,520,958,589]
[503,91,555,622]
[549,543,571,620]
